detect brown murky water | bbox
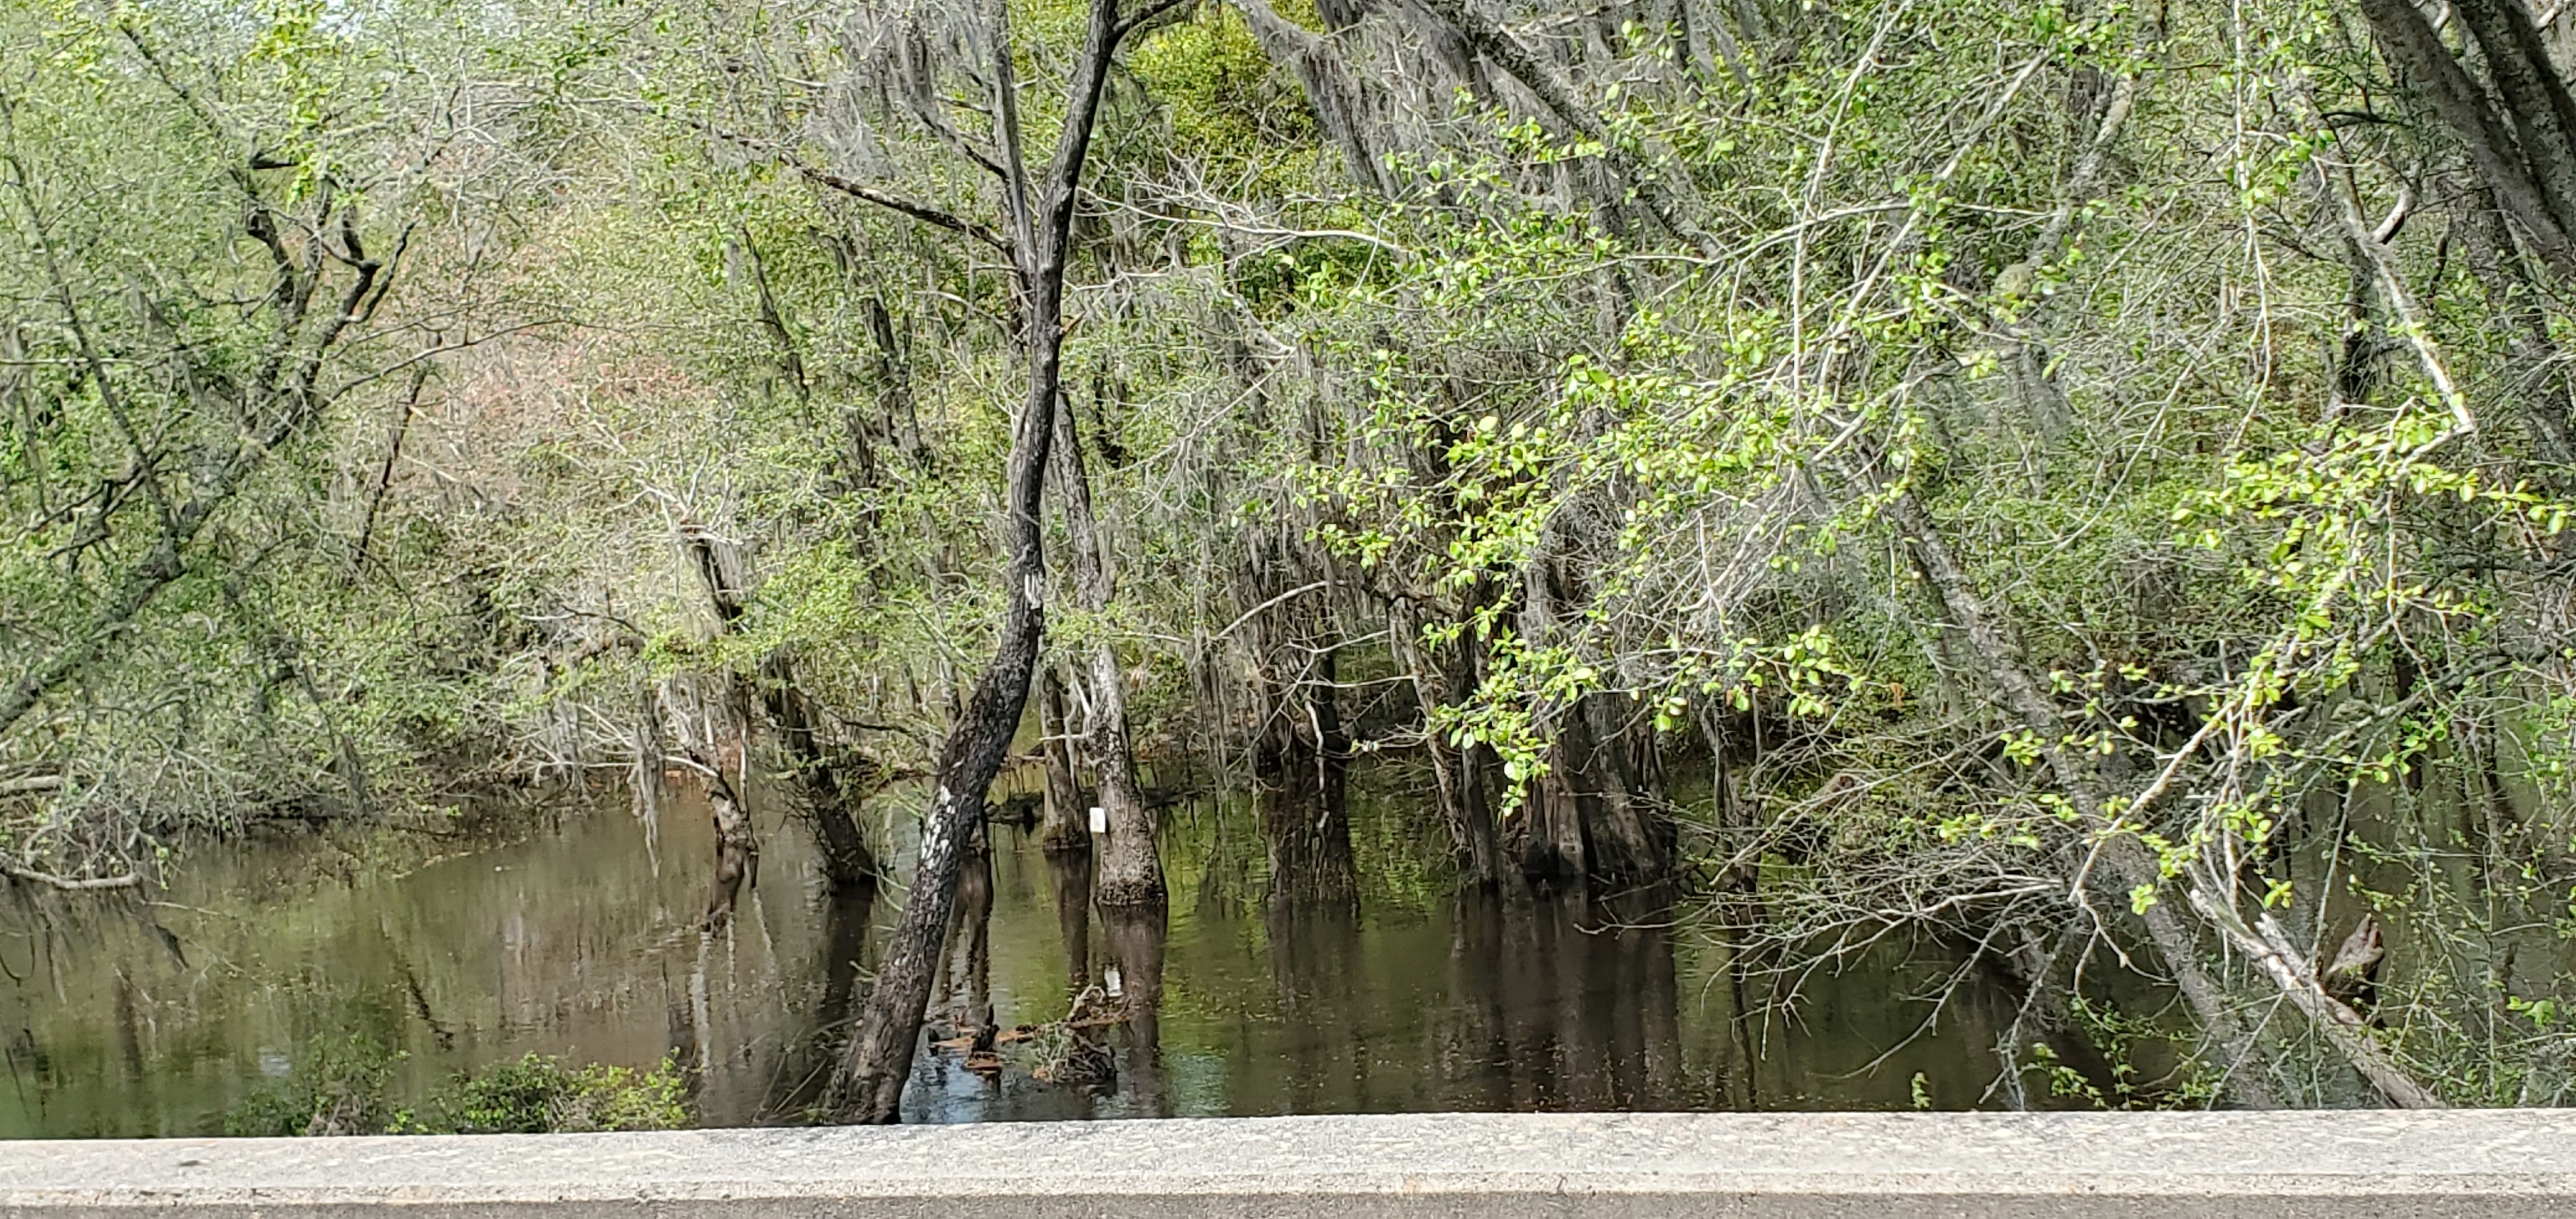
[0,769,2022,1135]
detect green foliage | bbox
[435,1053,691,1135]
[15,0,2576,1112]
[224,1034,410,1138]
[2028,997,2222,1111]
[226,1040,689,1136]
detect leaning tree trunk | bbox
[1051,390,1163,909]
[831,0,1129,1125]
[677,528,770,923]
[762,657,878,890]
[1873,482,2287,1108]
[831,367,1053,1123]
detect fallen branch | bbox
[2189,887,2445,1110]
[0,773,65,797]
[0,860,139,891]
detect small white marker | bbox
[1089,805,1107,835]
[1104,966,1123,999]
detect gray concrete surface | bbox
[1,1110,2573,1216]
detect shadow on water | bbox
[0,766,2026,1136]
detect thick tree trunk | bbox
[2450,174,2576,466]
[1518,749,1590,888]
[1514,553,1667,889]
[1050,394,1163,910]
[1574,696,1669,887]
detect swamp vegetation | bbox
[6,0,2576,1126]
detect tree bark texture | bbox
[1036,662,1089,853]
[2358,0,2576,272]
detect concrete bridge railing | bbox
[4,1110,2574,1216]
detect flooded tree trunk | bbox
[1036,663,1088,854]
[677,527,765,924]
[1701,707,1759,894]
[687,527,875,892]
[1257,643,1354,905]
[1517,755,1590,888]
[1579,696,1670,887]
[1514,551,1669,889]
[1242,528,1353,903]
[760,656,876,891]
[1509,545,1592,888]
[1392,596,1499,887]
[703,771,758,930]
[1050,395,1162,910]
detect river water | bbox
[0,769,2025,1136]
